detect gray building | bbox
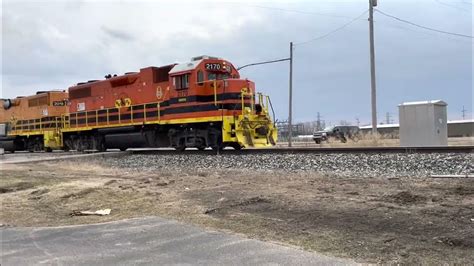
[398,100,448,146]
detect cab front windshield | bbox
[208,72,229,80]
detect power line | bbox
[295,9,369,46]
[241,4,356,19]
[375,9,474,39]
[377,20,472,44]
[434,0,470,12]
[237,58,290,71]
[241,4,472,43]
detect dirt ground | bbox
[1,160,473,264]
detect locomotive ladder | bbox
[61,114,70,128]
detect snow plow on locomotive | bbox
[0,56,277,152]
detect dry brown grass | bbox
[1,161,473,264]
[277,136,474,148]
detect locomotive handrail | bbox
[10,115,65,134]
[266,95,276,126]
[64,86,249,130]
[66,101,163,129]
[214,80,217,106]
[195,79,222,107]
[241,88,252,112]
[258,93,264,111]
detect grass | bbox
[277,136,473,147]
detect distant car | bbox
[313,125,360,144]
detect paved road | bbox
[1,217,354,265]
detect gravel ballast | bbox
[100,152,473,178]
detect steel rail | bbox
[127,146,474,155]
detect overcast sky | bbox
[1,0,472,124]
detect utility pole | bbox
[355,117,360,127]
[369,0,377,134]
[461,106,467,120]
[385,112,391,124]
[316,112,321,131]
[288,42,294,147]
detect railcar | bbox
[0,55,277,152]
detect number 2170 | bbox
[205,63,221,70]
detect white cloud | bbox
[1,0,472,122]
[1,1,267,86]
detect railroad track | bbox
[128,145,474,155]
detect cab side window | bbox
[197,70,204,85]
[175,74,190,89]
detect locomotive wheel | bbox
[174,138,186,151]
[95,136,107,152]
[45,147,53,153]
[119,147,127,151]
[209,129,223,152]
[27,138,43,152]
[76,141,85,152]
[197,146,206,151]
[230,143,242,150]
[97,144,107,152]
[27,139,34,152]
[37,142,44,152]
[71,139,79,151]
[211,144,223,152]
[175,145,186,152]
[63,138,73,152]
[77,139,87,152]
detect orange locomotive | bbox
[0,91,68,151]
[1,55,277,152]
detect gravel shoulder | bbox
[1,152,473,264]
